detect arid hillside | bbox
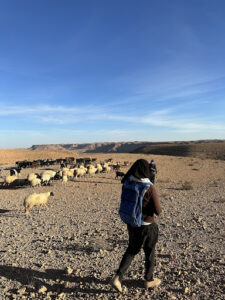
[29,140,225,161]
[132,140,225,160]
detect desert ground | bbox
[0,150,224,299]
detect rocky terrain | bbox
[132,140,225,161]
[0,151,224,299]
[29,140,225,161]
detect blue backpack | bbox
[119,178,151,227]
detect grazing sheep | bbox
[74,168,86,178]
[41,173,52,186]
[10,168,21,176]
[62,175,68,183]
[87,167,97,176]
[53,171,62,180]
[62,167,75,178]
[63,168,75,178]
[115,171,125,179]
[27,173,37,182]
[31,178,41,187]
[62,167,69,173]
[41,170,56,178]
[11,178,29,187]
[96,163,103,173]
[103,163,109,168]
[112,164,121,171]
[68,169,75,177]
[103,166,111,173]
[4,175,18,186]
[24,191,54,214]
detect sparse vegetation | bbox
[157,178,170,183]
[214,197,225,203]
[160,192,169,198]
[181,181,193,190]
[209,180,219,187]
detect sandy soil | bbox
[0,152,224,299]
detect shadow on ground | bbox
[0,265,114,296]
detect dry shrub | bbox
[181,181,193,190]
[209,180,219,187]
[157,178,170,183]
[160,193,169,198]
[215,197,225,203]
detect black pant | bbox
[116,223,159,281]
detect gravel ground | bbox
[0,154,224,299]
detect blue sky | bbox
[0,0,225,148]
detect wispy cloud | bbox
[0,101,225,135]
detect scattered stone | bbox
[38,286,47,294]
[17,288,26,295]
[66,266,73,275]
[29,292,36,298]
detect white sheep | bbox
[4,175,18,186]
[103,166,111,173]
[62,167,69,174]
[27,173,37,182]
[96,163,103,173]
[24,191,54,214]
[74,167,87,178]
[87,167,97,176]
[31,177,41,187]
[41,173,52,185]
[41,170,56,178]
[62,168,74,178]
[62,175,68,183]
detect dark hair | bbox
[121,159,151,183]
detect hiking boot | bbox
[112,275,122,292]
[145,278,161,288]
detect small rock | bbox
[63,282,69,288]
[38,285,47,294]
[202,222,207,230]
[30,292,36,298]
[66,267,73,275]
[18,288,26,295]
[57,292,66,299]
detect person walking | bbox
[112,159,162,292]
[149,159,157,184]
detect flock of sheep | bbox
[3,161,115,187]
[1,159,128,215]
